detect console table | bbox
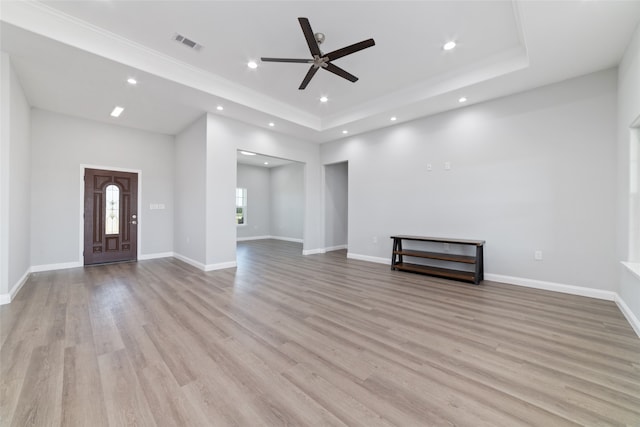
[390,235,485,285]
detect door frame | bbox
[78,164,142,264]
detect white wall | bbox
[236,163,270,239]
[174,115,206,265]
[270,163,304,241]
[617,23,640,330]
[324,162,348,250]
[321,69,618,291]
[30,109,174,267]
[205,113,237,268]
[0,52,31,300]
[0,53,8,297]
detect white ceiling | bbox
[1,1,639,143]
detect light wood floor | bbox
[2,239,640,426]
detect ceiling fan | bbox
[261,17,375,90]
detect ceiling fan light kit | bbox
[261,17,375,90]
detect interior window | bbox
[236,188,247,225]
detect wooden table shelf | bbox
[391,235,485,285]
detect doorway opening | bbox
[83,167,139,265]
[324,161,348,253]
[236,150,305,251]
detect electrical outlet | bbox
[444,161,451,170]
[427,163,432,171]
[372,236,378,244]
[534,250,543,261]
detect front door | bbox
[84,168,138,265]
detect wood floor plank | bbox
[64,283,95,347]
[10,341,64,427]
[61,343,108,427]
[282,363,396,427]
[97,348,156,427]
[0,240,639,426]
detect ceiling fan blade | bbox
[298,17,321,57]
[299,65,319,90]
[324,63,358,82]
[261,57,314,63]
[325,39,375,62]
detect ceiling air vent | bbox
[173,33,202,50]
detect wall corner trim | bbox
[173,253,237,272]
[324,245,348,252]
[303,248,325,255]
[0,268,30,305]
[204,261,237,271]
[172,252,207,270]
[615,293,640,338]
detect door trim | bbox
[79,164,142,265]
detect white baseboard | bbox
[615,294,640,338]
[172,253,207,270]
[324,244,348,252]
[204,261,237,271]
[484,273,617,301]
[173,252,236,272]
[0,269,30,305]
[271,236,303,243]
[303,248,325,255]
[30,261,83,273]
[139,252,174,260]
[237,235,272,242]
[238,236,303,243]
[347,252,389,265]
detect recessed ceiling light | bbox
[458,97,467,103]
[247,61,258,69]
[216,105,224,111]
[443,41,457,51]
[127,77,137,85]
[320,96,328,103]
[268,122,275,127]
[342,130,348,134]
[390,116,397,121]
[110,106,124,117]
[240,151,256,156]
[264,162,269,165]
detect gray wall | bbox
[204,114,237,268]
[236,163,270,239]
[0,53,31,297]
[174,115,206,264]
[617,24,640,325]
[30,109,174,266]
[270,163,305,241]
[321,69,618,291]
[324,162,348,250]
